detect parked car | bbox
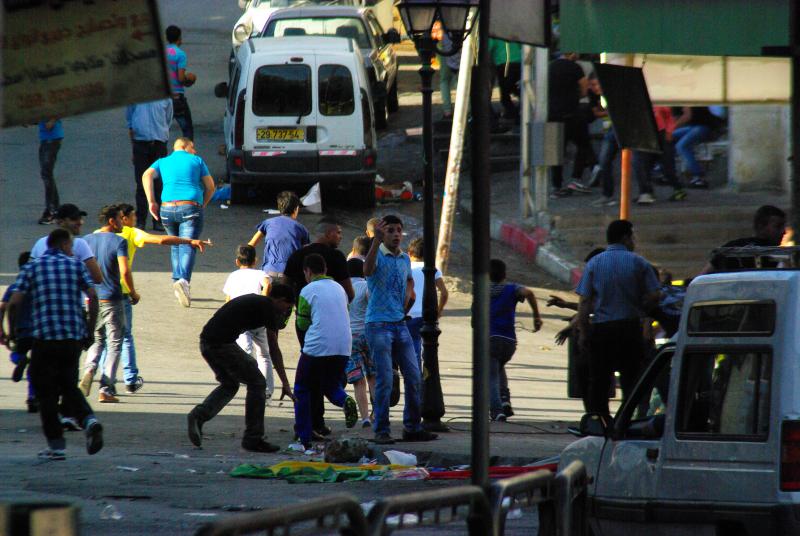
[259,5,400,129]
[560,259,800,535]
[215,36,377,206]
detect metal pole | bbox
[792,0,800,237]
[471,0,491,490]
[533,46,549,220]
[416,36,448,431]
[620,148,632,220]
[520,44,533,219]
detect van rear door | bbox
[245,56,319,174]
[316,58,364,173]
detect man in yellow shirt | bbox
[95,203,211,394]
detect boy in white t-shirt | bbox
[344,256,375,427]
[223,245,273,399]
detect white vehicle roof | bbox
[266,5,367,19]
[248,35,355,55]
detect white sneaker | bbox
[636,193,655,205]
[173,279,191,307]
[38,447,66,460]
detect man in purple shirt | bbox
[248,191,310,280]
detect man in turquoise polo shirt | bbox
[364,215,437,445]
[142,137,215,307]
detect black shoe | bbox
[125,376,144,393]
[402,429,438,442]
[423,419,450,433]
[314,425,332,436]
[502,402,515,417]
[152,221,165,232]
[187,411,203,447]
[242,439,280,453]
[26,398,39,414]
[37,211,55,225]
[85,420,104,455]
[12,355,28,383]
[373,433,395,445]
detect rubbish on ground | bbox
[220,204,229,210]
[175,454,190,459]
[100,505,123,520]
[301,183,322,214]
[376,181,413,203]
[358,456,377,465]
[383,450,417,466]
[427,462,558,480]
[211,185,230,202]
[185,513,218,517]
[115,466,139,472]
[230,461,414,484]
[186,469,197,473]
[383,467,429,480]
[375,174,386,184]
[325,438,370,463]
[287,443,305,452]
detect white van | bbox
[215,36,377,206]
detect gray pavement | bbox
[0,2,581,533]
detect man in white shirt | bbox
[405,237,448,364]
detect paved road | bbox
[0,1,581,533]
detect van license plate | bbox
[257,127,304,142]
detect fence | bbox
[194,461,588,536]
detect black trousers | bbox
[29,339,94,449]
[495,63,521,118]
[587,319,645,417]
[133,140,167,227]
[551,115,593,189]
[195,341,267,444]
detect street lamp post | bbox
[397,0,477,433]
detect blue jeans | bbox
[293,354,348,444]
[405,316,423,366]
[160,204,204,282]
[673,125,711,176]
[99,296,137,385]
[366,321,423,436]
[596,129,619,198]
[489,337,517,412]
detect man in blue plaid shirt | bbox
[7,228,104,460]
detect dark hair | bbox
[489,258,506,283]
[277,191,301,216]
[408,237,423,259]
[314,218,341,237]
[165,25,181,43]
[17,251,31,268]
[98,204,121,225]
[606,219,633,244]
[269,282,296,304]
[352,235,371,257]
[347,258,364,278]
[236,244,256,267]
[118,203,135,217]
[381,214,403,227]
[584,247,605,262]
[47,228,72,249]
[303,253,327,275]
[753,205,786,230]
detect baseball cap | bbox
[55,204,87,220]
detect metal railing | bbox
[366,485,492,536]
[195,494,367,536]
[488,469,554,536]
[554,461,588,536]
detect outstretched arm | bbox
[266,329,294,401]
[520,287,542,332]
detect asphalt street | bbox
[0,1,581,533]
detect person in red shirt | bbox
[632,106,687,204]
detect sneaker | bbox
[669,189,687,201]
[85,419,104,455]
[125,376,144,394]
[26,398,39,414]
[61,416,82,431]
[362,419,372,429]
[343,396,358,428]
[689,177,709,189]
[549,187,573,199]
[79,368,95,397]
[502,402,515,417]
[187,411,203,447]
[491,411,507,422]
[173,279,191,307]
[242,439,280,453]
[11,354,28,382]
[37,211,55,225]
[98,390,119,403]
[38,448,66,461]
[591,196,617,207]
[373,433,395,445]
[636,193,655,205]
[567,180,591,194]
[402,429,438,442]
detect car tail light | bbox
[234,90,246,148]
[232,156,243,169]
[364,152,375,168]
[781,421,800,490]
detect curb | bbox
[458,197,582,286]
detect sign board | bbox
[488,0,550,47]
[593,63,661,153]
[2,0,170,127]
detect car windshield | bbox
[264,17,371,49]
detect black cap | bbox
[55,204,87,220]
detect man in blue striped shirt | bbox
[576,220,660,418]
[8,228,103,460]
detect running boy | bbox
[248,191,310,282]
[489,258,542,421]
[223,245,274,400]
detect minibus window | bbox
[319,64,355,116]
[252,64,311,117]
[687,301,775,336]
[677,350,771,440]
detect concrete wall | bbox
[728,105,789,192]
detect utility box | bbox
[531,121,564,166]
[0,502,79,536]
